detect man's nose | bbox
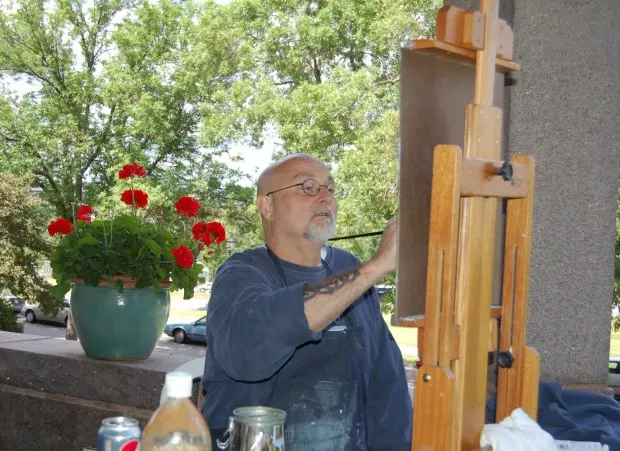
[316,185,333,203]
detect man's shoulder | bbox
[222,246,271,270]
[211,246,275,289]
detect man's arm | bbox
[208,260,318,382]
[303,216,398,332]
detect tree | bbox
[0,0,230,218]
[0,0,263,299]
[197,0,440,157]
[194,0,440,310]
[0,172,60,316]
[0,0,441,312]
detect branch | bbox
[13,137,62,202]
[377,76,400,85]
[0,131,18,143]
[0,68,61,95]
[310,56,322,84]
[147,154,166,175]
[83,104,118,173]
[33,166,60,199]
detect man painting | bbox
[202,153,411,450]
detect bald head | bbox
[257,153,328,196]
[256,153,337,255]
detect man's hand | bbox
[371,215,399,278]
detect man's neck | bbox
[266,238,323,267]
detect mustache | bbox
[312,205,335,219]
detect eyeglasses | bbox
[266,179,343,199]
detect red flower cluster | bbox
[48,162,227,274]
[118,162,146,179]
[192,221,226,246]
[121,189,149,208]
[175,196,201,217]
[171,244,194,268]
[76,205,93,223]
[48,218,73,236]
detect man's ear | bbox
[257,194,273,221]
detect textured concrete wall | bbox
[0,331,201,450]
[444,0,620,384]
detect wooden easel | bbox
[395,1,540,450]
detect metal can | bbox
[97,416,141,451]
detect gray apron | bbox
[266,248,368,451]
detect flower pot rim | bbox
[72,275,171,289]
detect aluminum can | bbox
[97,416,141,451]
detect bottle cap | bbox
[164,371,193,398]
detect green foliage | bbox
[193,0,440,311]
[50,213,206,300]
[0,297,23,333]
[0,309,22,333]
[0,172,60,315]
[0,0,442,314]
[0,0,235,216]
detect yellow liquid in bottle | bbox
[140,397,212,451]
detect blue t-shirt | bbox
[202,245,412,450]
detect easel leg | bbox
[496,156,538,421]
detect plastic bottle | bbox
[140,371,212,451]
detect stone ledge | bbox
[0,331,202,449]
[0,331,196,410]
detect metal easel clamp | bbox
[498,161,514,182]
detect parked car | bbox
[1,293,25,314]
[164,316,207,344]
[376,285,394,297]
[195,283,212,293]
[21,298,70,326]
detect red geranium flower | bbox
[171,244,194,269]
[191,221,226,246]
[76,204,93,223]
[120,189,148,208]
[118,162,146,179]
[47,218,73,236]
[192,222,211,245]
[206,221,226,243]
[175,196,201,217]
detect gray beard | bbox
[303,217,336,244]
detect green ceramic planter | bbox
[70,279,170,361]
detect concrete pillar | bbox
[444,0,620,386]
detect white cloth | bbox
[480,408,558,451]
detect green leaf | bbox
[78,234,100,246]
[114,280,124,292]
[145,239,161,257]
[155,265,167,280]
